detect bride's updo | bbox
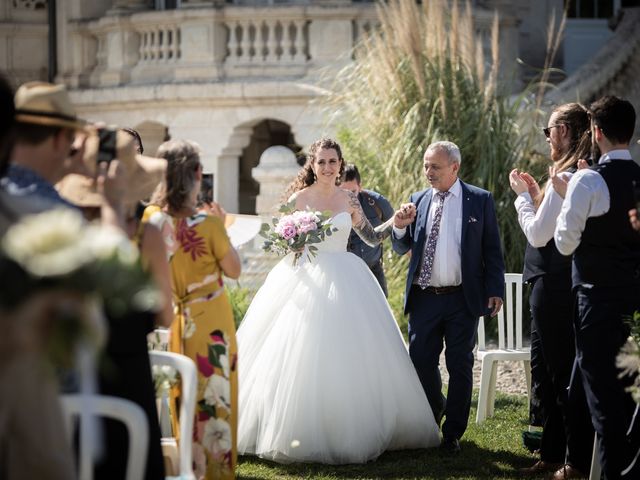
[284,138,345,198]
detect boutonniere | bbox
[468,216,478,223]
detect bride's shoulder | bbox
[289,187,315,205]
[339,188,359,212]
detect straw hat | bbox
[14,81,86,131]
[57,129,167,207]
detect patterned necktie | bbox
[418,191,450,289]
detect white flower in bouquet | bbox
[152,364,179,394]
[82,224,139,265]
[2,209,93,276]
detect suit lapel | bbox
[461,180,471,243]
[416,189,432,249]
[408,190,432,278]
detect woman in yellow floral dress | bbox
[145,139,241,480]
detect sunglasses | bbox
[542,124,567,138]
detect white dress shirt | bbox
[514,172,573,248]
[554,149,633,256]
[394,179,462,287]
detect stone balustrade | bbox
[65,5,378,87]
[62,3,513,88]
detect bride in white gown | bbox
[237,138,440,464]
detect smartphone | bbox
[97,127,117,164]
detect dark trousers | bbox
[529,278,593,467]
[369,260,388,297]
[407,286,477,440]
[568,286,638,479]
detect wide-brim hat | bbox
[14,81,86,131]
[57,130,167,207]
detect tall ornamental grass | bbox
[326,0,547,331]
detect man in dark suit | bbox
[392,141,505,454]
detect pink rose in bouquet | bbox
[260,201,337,265]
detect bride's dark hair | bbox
[284,138,345,199]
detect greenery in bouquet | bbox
[259,200,338,265]
[0,208,162,367]
[617,311,640,403]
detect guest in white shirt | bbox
[553,96,640,480]
[509,103,594,478]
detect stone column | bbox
[252,146,300,217]
[307,5,354,70]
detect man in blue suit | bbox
[392,141,505,454]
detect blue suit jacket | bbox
[392,180,505,317]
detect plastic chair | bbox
[589,433,601,480]
[149,351,197,480]
[475,273,532,423]
[60,394,149,480]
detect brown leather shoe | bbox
[518,460,563,475]
[547,464,587,480]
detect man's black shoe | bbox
[440,437,461,455]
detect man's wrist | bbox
[393,225,407,238]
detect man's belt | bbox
[423,285,462,295]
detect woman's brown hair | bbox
[284,138,345,199]
[535,103,592,206]
[154,139,201,212]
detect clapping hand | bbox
[550,159,588,199]
[394,203,416,228]
[509,169,540,198]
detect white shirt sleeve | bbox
[514,174,572,248]
[393,225,407,239]
[554,169,610,256]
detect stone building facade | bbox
[0,0,565,215]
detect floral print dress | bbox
[146,206,237,480]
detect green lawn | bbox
[237,391,536,479]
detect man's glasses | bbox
[543,124,564,138]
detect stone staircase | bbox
[544,7,640,158]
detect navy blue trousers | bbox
[407,286,477,440]
[568,286,638,479]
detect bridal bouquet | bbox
[260,200,337,265]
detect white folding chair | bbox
[60,394,149,480]
[476,273,532,423]
[589,433,601,480]
[149,351,197,480]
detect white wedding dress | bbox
[237,211,441,464]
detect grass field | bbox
[237,391,537,479]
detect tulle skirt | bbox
[237,251,441,464]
